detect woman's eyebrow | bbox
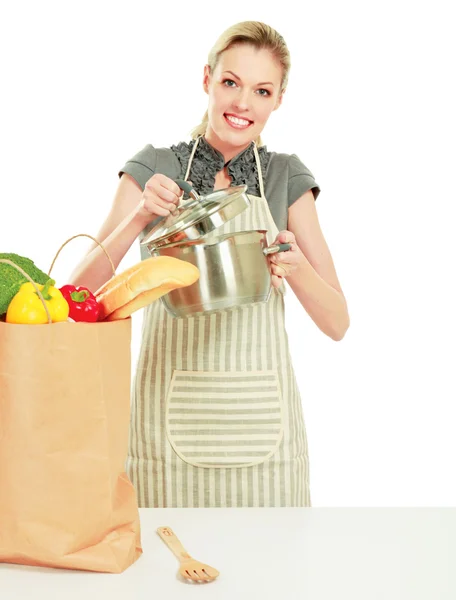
[222,70,274,86]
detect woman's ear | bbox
[203,65,211,94]
[274,89,285,111]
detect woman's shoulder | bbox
[267,149,315,178]
[266,148,321,203]
[118,142,182,190]
[122,142,182,173]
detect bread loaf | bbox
[94,256,199,321]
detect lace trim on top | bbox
[171,137,270,196]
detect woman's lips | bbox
[224,114,253,129]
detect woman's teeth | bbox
[225,114,252,128]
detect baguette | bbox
[94,256,199,321]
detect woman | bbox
[70,21,349,508]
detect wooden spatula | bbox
[157,526,220,583]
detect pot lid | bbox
[140,180,248,249]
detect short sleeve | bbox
[118,144,157,191]
[287,154,321,207]
[118,144,182,191]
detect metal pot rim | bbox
[151,229,269,251]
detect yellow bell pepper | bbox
[6,279,69,324]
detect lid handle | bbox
[174,179,194,195]
[175,179,200,200]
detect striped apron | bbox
[127,137,311,507]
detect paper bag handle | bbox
[0,259,53,324]
[48,234,116,278]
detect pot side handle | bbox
[263,243,292,256]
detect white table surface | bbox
[1,507,455,600]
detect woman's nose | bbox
[232,88,251,112]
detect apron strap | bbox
[184,136,200,181]
[253,143,266,200]
[186,137,265,200]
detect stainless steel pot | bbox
[149,230,291,318]
[141,179,251,249]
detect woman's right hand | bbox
[138,174,183,219]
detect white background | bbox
[2,508,456,599]
[1,0,454,507]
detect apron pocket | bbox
[166,370,284,469]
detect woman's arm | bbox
[68,173,181,292]
[269,189,350,341]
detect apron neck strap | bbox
[253,143,266,199]
[184,136,200,181]
[185,136,266,199]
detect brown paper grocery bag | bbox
[0,243,142,573]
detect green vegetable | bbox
[0,253,50,316]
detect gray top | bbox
[119,137,321,258]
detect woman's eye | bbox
[257,89,271,97]
[223,79,237,87]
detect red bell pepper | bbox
[59,285,100,322]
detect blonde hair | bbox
[190,21,291,146]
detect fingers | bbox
[269,244,299,265]
[148,173,182,195]
[141,191,175,217]
[141,174,183,218]
[271,274,283,288]
[270,231,298,261]
[145,175,181,204]
[146,202,173,217]
[270,262,293,277]
[275,230,296,245]
[269,230,302,274]
[156,184,180,204]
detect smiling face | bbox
[203,44,284,160]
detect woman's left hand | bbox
[268,230,305,288]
